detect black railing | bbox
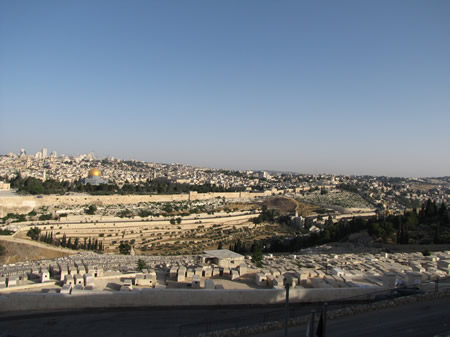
[178,275,450,337]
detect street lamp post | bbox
[284,276,293,337]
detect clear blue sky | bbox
[1,0,449,177]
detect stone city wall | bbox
[0,197,37,217]
[0,191,273,217]
[0,287,379,312]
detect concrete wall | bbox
[0,287,379,312]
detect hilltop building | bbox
[82,168,108,186]
[199,249,245,268]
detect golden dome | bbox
[88,168,101,177]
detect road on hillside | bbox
[254,296,450,337]
[15,211,258,227]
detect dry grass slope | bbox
[263,197,316,216]
[0,239,71,264]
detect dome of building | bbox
[88,168,101,177]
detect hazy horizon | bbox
[1,1,449,177]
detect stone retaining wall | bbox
[0,287,379,313]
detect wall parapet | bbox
[0,287,379,312]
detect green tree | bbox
[137,258,147,271]
[325,216,334,228]
[252,243,263,268]
[73,237,79,250]
[119,242,131,255]
[61,233,67,248]
[38,214,52,221]
[85,205,97,215]
[0,244,5,256]
[422,248,431,256]
[434,223,441,244]
[26,227,41,240]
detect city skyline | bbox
[1,1,449,177]
[2,146,449,179]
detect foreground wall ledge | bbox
[0,287,380,312]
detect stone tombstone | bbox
[7,276,17,288]
[83,273,94,286]
[72,284,84,293]
[406,272,423,286]
[169,266,178,279]
[177,266,186,282]
[230,269,239,280]
[383,272,396,288]
[204,279,215,289]
[238,264,247,276]
[186,268,194,278]
[40,269,50,283]
[60,269,68,282]
[60,284,72,294]
[74,274,83,285]
[192,275,201,289]
[255,273,267,287]
[64,274,74,285]
[202,266,212,278]
[212,267,220,277]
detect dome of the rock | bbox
[88,168,101,177]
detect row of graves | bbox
[170,249,251,289]
[116,250,251,290]
[2,250,449,293]
[57,253,199,293]
[0,257,61,290]
[167,262,249,289]
[255,250,450,290]
[0,252,198,292]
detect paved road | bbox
[254,297,450,337]
[18,212,258,227]
[0,306,283,337]
[0,297,449,337]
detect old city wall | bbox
[0,287,378,312]
[0,191,275,217]
[0,197,36,217]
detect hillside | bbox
[0,237,73,264]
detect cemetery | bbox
[1,248,449,312]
